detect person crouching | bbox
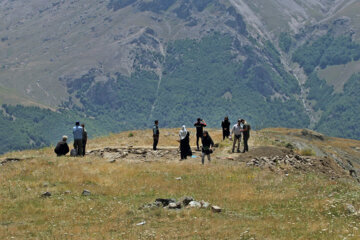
[54,136,70,157]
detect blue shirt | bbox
[73,126,83,140]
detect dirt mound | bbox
[246,154,348,178]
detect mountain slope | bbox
[0,0,360,153]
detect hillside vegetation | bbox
[1,128,360,239]
[1,0,360,154]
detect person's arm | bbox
[202,121,207,127]
[210,137,214,148]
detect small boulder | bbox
[155,198,176,207]
[108,159,116,163]
[64,190,71,195]
[200,201,210,209]
[82,189,91,196]
[188,201,201,208]
[211,205,222,213]
[346,204,356,214]
[168,202,178,209]
[181,196,194,206]
[41,192,51,197]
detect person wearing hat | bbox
[230,119,244,153]
[73,121,83,156]
[54,136,70,156]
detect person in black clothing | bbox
[54,136,70,156]
[81,123,88,156]
[241,119,251,153]
[179,125,191,160]
[221,116,231,140]
[194,118,207,151]
[201,131,214,165]
[153,120,160,150]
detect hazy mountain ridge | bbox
[0,0,360,154]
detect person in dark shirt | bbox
[54,136,70,157]
[194,118,207,151]
[153,120,160,150]
[201,131,214,165]
[241,119,251,153]
[221,116,231,140]
[81,123,88,156]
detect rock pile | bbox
[246,154,345,178]
[247,155,312,168]
[141,197,221,213]
[88,147,180,162]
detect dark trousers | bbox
[196,134,201,150]
[243,135,249,152]
[74,139,83,156]
[222,130,230,140]
[82,141,87,156]
[153,135,159,150]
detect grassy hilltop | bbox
[1,128,360,239]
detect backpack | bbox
[70,149,77,157]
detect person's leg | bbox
[245,136,249,152]
[237,136,241,152]
[207,154,211,162]
[232,137,237,152]
[77,140,83,156]
[201,152,205,165]
[153,136,158,150]
[196,135,200,150]
[82,141,86,156]
[222,131,225,140]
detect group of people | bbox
[222,117,251,153]
[55,117,250,162]
[153,117,251,165]
[54,121,88,157]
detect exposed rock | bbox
[41,192,51,197]
[82,189,91,196]
[211,205,222,213]
[188,201,201,208]
[108,159,116,163]
[301,129,325,141]
[155,198,176,207]
[181,196,194,206]
[200,201,210,208]
[175,177,182,180]
[64,190,71,195]
[346,204,356,214]
[136,221,146,226]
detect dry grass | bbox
[1,129,360,239]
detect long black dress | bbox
[180,132,192,159]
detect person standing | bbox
[81,123,88,156]
[73,121,83,156]
[241,119,251,153]
[194,118,207,151]
[221,117,231,140]
[54,136,70,156]
[201,131,214,165]
[153,120,160,150]
[230,119,244,153]
[179,125,191,160]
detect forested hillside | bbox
[0,0,360,154]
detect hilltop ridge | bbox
[1,128,360,239]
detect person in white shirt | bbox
[230,119,244,153]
